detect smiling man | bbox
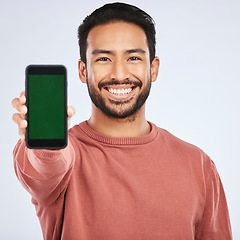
[78,20,159,137]
[12,2,232,240]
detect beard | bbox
[86,77,152,119]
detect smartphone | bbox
[25,65,67,149]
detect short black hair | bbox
[78,2,156,64]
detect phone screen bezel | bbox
[25,65,67,149]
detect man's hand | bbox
[12,91,75,142]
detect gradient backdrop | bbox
[1,0,239,239]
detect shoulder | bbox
[68,121,99,147]
[152,122,203,152]
[68,121,86,139]
[152,122,213,168]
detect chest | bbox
[64,151,205,239]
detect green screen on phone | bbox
[28,74,65,139]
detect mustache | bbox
[98,79,142,89]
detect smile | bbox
[103,84,137,100]
[107,87,134,95]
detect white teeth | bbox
[108,87,133,95]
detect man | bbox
[12,3,232,240]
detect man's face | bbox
[83,21,154,119]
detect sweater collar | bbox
[77,121,158,145]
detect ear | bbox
[150,56,160,83]
[78,59,87,83]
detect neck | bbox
[87,104,150,137]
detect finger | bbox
[20,91,25,98]
[19,91,26,104]
[67,106,75,128]
[20,105,28,115]
[19,128,26,140]
[12,113,27,128]
[19,129,25,142]
[13,113,27,140]
[11,91,25,108]
[11,98,20,111]
[11,98,27,114]
[68,118,70,128]
[12,113,23,125]
[67,106,76,118]
[21,135,25,142]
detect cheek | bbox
[86,65,99,86]
[131,64,150,83]
[89,63,111,84]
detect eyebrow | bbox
[125,48,146,54]
[91,48,146,55]
[92,49,112,55]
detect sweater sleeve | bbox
[13,135,76,205]
[195,159,232,240]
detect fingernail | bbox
[20,95,25,102]
[21,106,26,114]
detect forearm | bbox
[13,136,75,204]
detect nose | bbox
[109,60,130,81]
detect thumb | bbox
[67,106,76,128]
[67,106,76,118]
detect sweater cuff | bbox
[29,138,72,161]
[31,148,63,160]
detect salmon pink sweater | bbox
[13,121,232,240]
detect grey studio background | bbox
[1,0,239,239]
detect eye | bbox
[96,57,111,62]
[128,56,142,61]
